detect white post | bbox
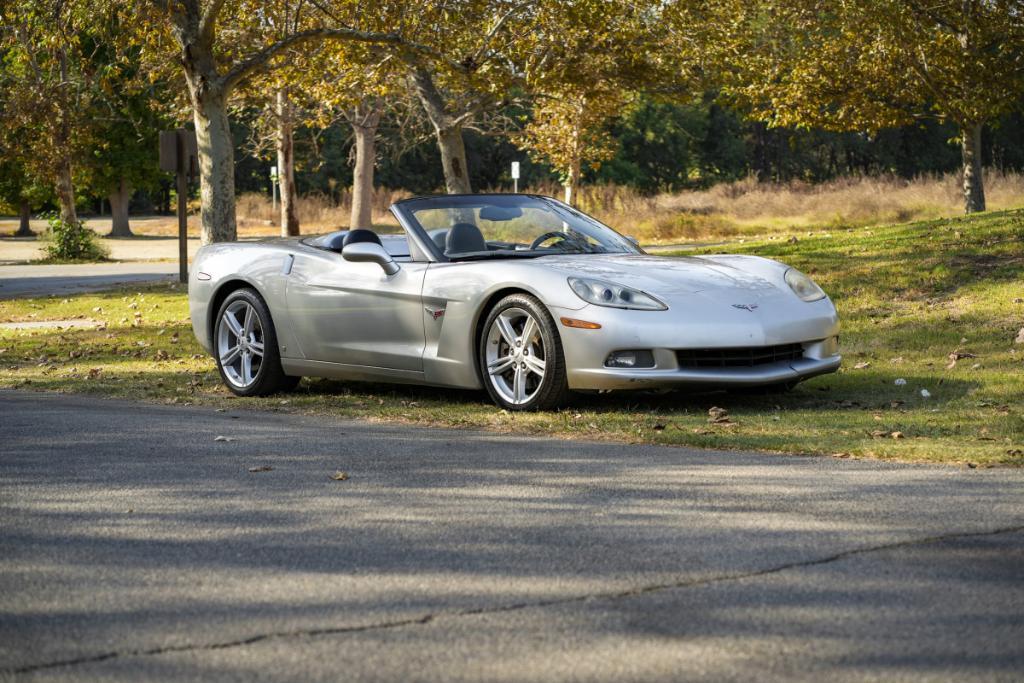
[270,165,278,213]
[511,161,520,194]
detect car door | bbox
[285,249,427,372]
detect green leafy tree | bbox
[0,0,96,226]
[85,35,170,237]
[0,152,49,236]
[723,0,1024,213]
[518,0,714,205]
[137,0,469,243]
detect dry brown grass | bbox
[12,170,1018,243]
[236,187,409,234]
[525,170,1024,243]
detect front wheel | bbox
[479,293,570,411]
[214,288,299,397]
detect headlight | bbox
[784,268,826,302]
[568,277,667,310]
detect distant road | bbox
[0,262,178,299]
[2,391,1022,681]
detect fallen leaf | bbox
[331,471,349,481]
[870,429,890,438]
[248,466,273,473]
[920,389,931,398]
[891,431,904,439]
[894,378,907,386]
[853,361,871,369]
[1015,328,1024,345]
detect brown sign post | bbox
[158,129,198,283]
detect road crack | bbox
[8,523,1024,675]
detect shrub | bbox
[40,212,109,262]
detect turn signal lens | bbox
[560,317,602,329]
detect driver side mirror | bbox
[342,241,400,276]
[626,235,640,247]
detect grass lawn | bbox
[1,209,1022,466]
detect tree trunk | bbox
[408,68,473,194]
[54,155,78,225]
[350,99,383,229]
[52,48,78,226]
[275,88,299,237]
[961,122,986,214]
[192,89,237,244]
[15,201,33,237]
[435,125,472,194]
[108,178,134,237]
[563,156,581,207]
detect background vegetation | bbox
[2,1,1022,244]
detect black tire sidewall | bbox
[478,293,569,411]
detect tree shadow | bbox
[2,393,1021,676]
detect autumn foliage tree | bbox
[517,0,711,206]
[723,0,1024,213]
[0,0,95,226]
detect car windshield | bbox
[396,194,641,260]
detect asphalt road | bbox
[2,391,1022,682]
[0,263,178,299]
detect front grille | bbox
[676,343,805,368]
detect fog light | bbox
[605,350,655,368]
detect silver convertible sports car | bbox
[189,194,840,410]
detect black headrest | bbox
[343,228,382,248]
[446,222,487,254]
[428,229,448,251]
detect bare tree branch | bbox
[199,0,228,42]
[220,27,468,91]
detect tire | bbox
[478,293,571,411]
[213,288,299,397]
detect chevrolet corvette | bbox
[189,194,840,410]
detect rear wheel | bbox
[214,288,299,397]
[479,293,570,411]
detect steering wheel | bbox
[529,231,571,250]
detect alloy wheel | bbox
[217,300,265,389]
[484,307,547,405]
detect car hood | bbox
[533,254,783,298]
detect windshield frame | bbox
[389,193,643,263]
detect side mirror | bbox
[626,235,640,247]
[342,241,400,276]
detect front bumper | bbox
[568,354,841,390]
[552,298,841,391]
